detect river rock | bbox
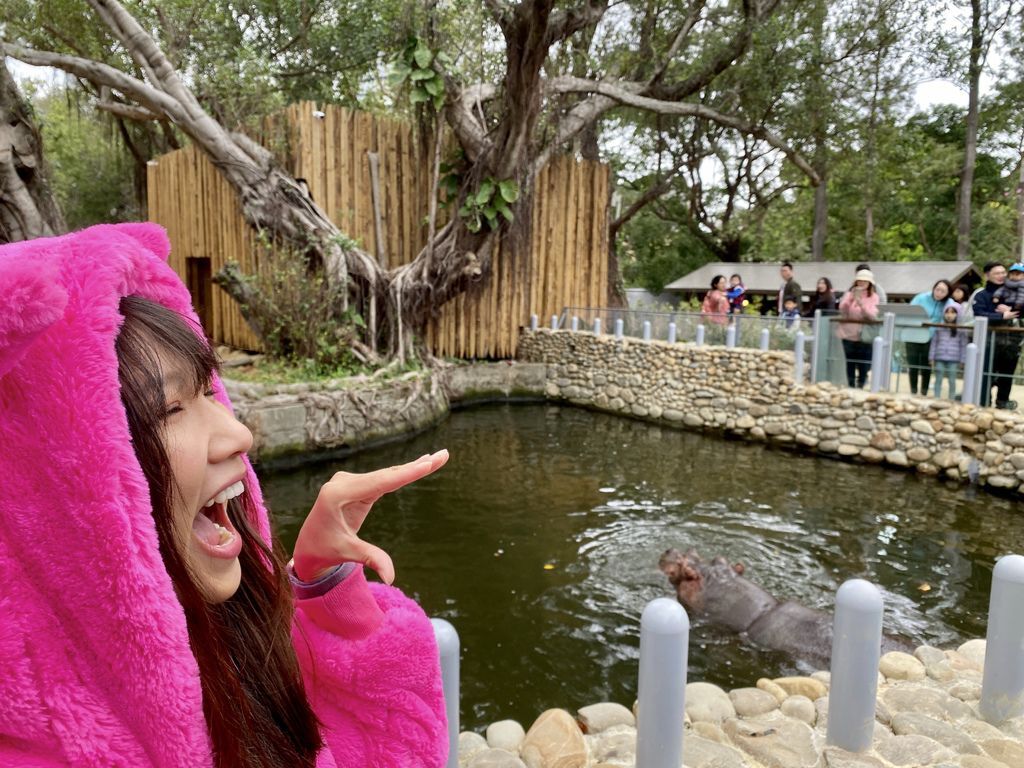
[585,725,634,765]
[881,685,974,721]
[723,716,819,768]
[461,731,490,763]
[890,711,981,754]
[729,687,780,717]
[913,644,947,666]
[949,681,983,701]
[958,639,987,668]
[679,734,746,768]
[979,738,1024,766]
[875,734,956,766]
[757,678,790,704]
[879,651,926,681]
[577,703,634,733]
[773,676,828,701]
[822,747,887,768]
[781,695,816,725]
[520,709,587,768]
[886,450,909,466]
[468,749,528,768]
[907,446,932,463]
[685,682,736,723]
[959,756,1014,768]
[487,720,526,752]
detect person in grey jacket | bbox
[929,301,968,399]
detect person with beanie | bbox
[0,224,449,768]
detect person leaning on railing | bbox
[837,269,880,389]
[906,280,953,396]
[972,261,1022,410]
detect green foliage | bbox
[458,176,519,233]
[236,238,363,376]
[30,88,139,229]
[618,210,717,294]
[389,37,450,111]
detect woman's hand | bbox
[291,449,449,584]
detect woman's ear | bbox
[0,258,68,380]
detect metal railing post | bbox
[667,322,677,344]
[973,317,989,406]
[870,336,885,393]
[550,315,558,330]
[635,598,689,768]
[614,318,624,339]
[725,324,736,348]
[827,580,883,752]
[431,619,460,768]
[794,331,806,383]
[809,311,823,383]
[881,312,896,389]
[593,318,602,336]
[980,555,1024,723]
[642,320,652,341]
[962,343,979,405]
[530,314,538,331]
[696,325,705,346]
[571,316,579,332]
[760,327,770,351]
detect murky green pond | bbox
[261,403,1024,730]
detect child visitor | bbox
[0,224,449,768]
[726,273,746,314]
[929,301,968,399]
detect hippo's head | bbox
[658,547,745,613]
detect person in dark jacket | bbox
[807,277,837,316]
[972,262,1021,409]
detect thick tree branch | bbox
[97,98,165,122]
[609,161,686,240]
[646,2,706,87]
[548,76,820,184]
[545,1,610,45]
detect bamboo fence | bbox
[147,102,610,358]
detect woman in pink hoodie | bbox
[837,269,881,389]
[0,224,448,768]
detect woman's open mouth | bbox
[192,480,245,559]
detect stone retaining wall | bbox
[518,329,1024,497]
[226,362,547,462]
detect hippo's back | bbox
[745,601,833,667]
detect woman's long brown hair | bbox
[116,296,322,768]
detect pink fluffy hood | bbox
[0,223,269,765]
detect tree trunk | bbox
[808,0,828,262]
[0,58,65,243]
[957,0,983,261]
[1016,154,1024,262]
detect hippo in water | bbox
[658,548,908,669]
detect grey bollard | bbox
[962,343,978,405]
[980,554,1024,723]
[725,324,736,348]
[760,328,770,351]
[668,322,677,344]
[636,598,689,768]
[593,318,602,336]
[696,324,705,346]
[550,315,558,330]
[870,335,885,393]
[571,316,579,332]
[530,314,538,331]
[643,320,652,341]
[827,580,883,753]
[431,618,460,768]
[794,331,806,383]
[614,318,624,339]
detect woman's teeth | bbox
[213,522,234,545]
[203,479,245,508]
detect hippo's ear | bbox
[680,563,701,581]
[732,562,745,575]
[0,258,68,380]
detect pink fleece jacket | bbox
[0,223,447,767]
